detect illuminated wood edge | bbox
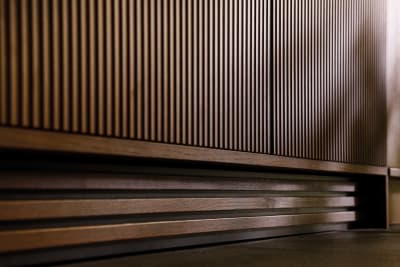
[0,171,356,192]
[0,127,387,175]
[0,197,355,221]
[390,168,400,178]
[0,211,356,253]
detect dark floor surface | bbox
[63,229,400,267]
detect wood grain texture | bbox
[0,0,6,125]
[271,0,386,165]
[390,168,400,178]
[0,211,356,253]
[0,0,387,165]
[0,170,357,192]
[0,197,356,221]
[0,127,386,175]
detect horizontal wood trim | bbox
[0,127,387,175]
[0,197,355,221]
[0,211,356,253]
[390,168,400,178]
[0,171,356,192]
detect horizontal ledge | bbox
[0,211,356,253]
[0,171,356,192]
[0,197,355,221]
[0,127,387,176]
[390,168,400,178]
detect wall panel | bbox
[272,0,387,165]
[0,0,387,165]
[0,0,272,155]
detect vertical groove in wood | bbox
[71,0,79,133]
[96,0,103,135]
[52,0,61,130]
[20,0,29,127]
[0,0,4,123]
[156,0,163,142]
[203,0,209,147]
[61,0,69,131]
[80,0,88,134]
[104,0,112,136]
[198,0,203,146]
[175,0,181,145]
[208,0,213,148]
[136,0,143,140]
[34,0,40,128]
[0,0,6,125]
[246,0,249,152]
[193,0,198,146]
[229,0,234,150]
[149,0,156,141]
[254,0,258,153]
[234,0,238,151]
[213,0,218,148]
[267,0,271,154]
[169,0,174,144]
[250,0,255,153]
[238,0,242,151]
[121,0,128,138]
[219,0,224,149]
[110,0,121,137]
[9,0,19,126]
[182,0,187,145]
[162,0,169,143]
[129,0,136,139]
[143,0,150,141]
[88,0,96,135]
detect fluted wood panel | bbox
[0,0,387,165]
[0,0,271,154]
[272,0,387,165]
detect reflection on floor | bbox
[63,230,400,267]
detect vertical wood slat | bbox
[52,0,61,130]
[136,0,143,140]
[175,0,181,145]
[150,0,156,141]
[61,0,69,131]
[97,0,104,136]
[193,0,199,146]
[80,0,88,134]
[0,0,6,125]
[113,0,120,137]
[9,0,19,126]
[121,0,128,138]
[169,0,175,144]
[129,0,136,139]
[143,0,149,140]
[219,0,224,148]
[208,0,213,148]
[203,0,208,147]
[0,0,387,166]
[21,0,29,127]
[42,0,51,129]
[89,0,96,135]
[156,0,163,142]
[188,0,194,146]
[182,0,187,145]
[71,0,79,133]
